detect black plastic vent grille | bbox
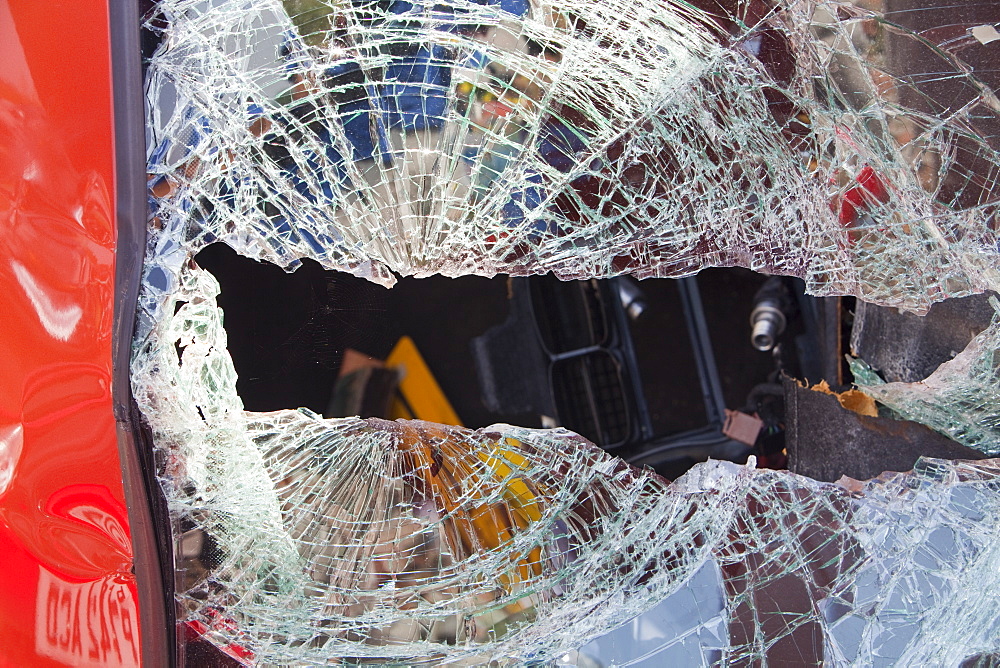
[551,351,630,448]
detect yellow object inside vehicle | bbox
[387,336,463,426]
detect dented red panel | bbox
[0,0,141,665]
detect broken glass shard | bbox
[134,0,1000,663]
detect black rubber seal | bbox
[110,1,175,665]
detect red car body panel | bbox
[0,1,143,665]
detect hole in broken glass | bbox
[196,241,835,472]
[136,0,1000,663]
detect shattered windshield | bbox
[135,0,999,664]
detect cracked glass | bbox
[136,0,1000,664]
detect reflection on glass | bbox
[138,0,1000,663]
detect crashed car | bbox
[2,0,1000,665]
